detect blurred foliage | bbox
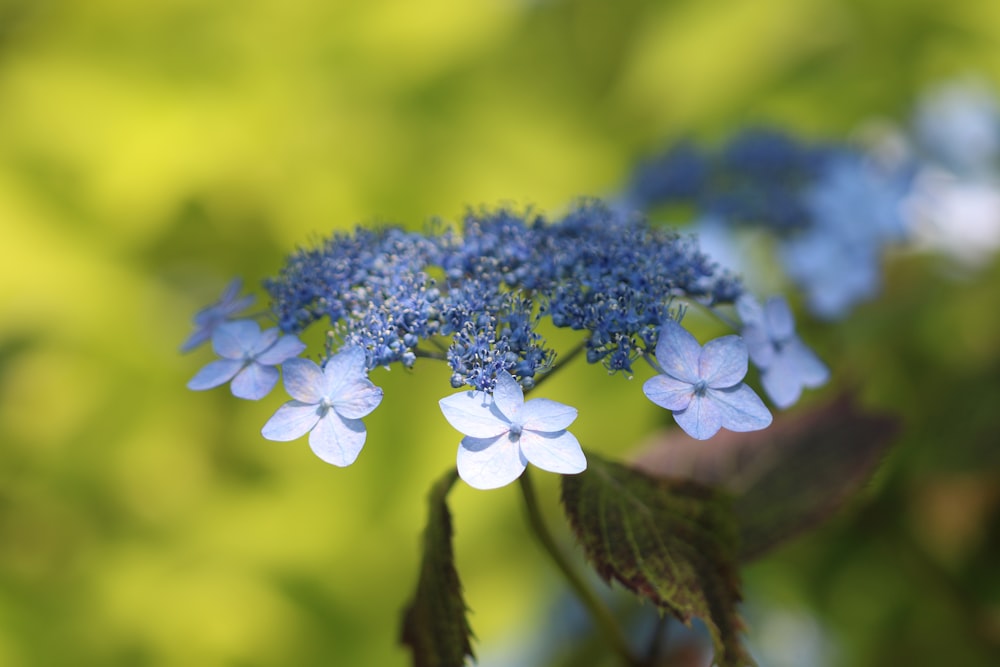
[1,0,999,665]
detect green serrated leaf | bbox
[400,470,474,667]
[633,394,900,561]
[561,453,752,667]
[734,396,898,561]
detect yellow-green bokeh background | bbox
[2,1,1000,665]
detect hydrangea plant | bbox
[181,83,1000,659]
[180,192,843,665]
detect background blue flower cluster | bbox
[626,129,914,319]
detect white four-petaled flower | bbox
[187,319,306,400]
[643,318,772,440]
[261,347,383,467]
[737,295,829,409]
[439,371,586,490]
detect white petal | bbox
[439,391,510,438]
[282,358,325,403]
[709,384,773,433]
[521,398,577,432]
[261,401,322,441]
[322,346,369,397]
[212,320,260,359]
[187,359,244,391]
[700,335,748,388]
[491,371,524,422]
[456,435,527,490]
[673,394,724,440]
[230,363,279,400]
[654,319,702,384]
[642,374,694,411]
[519,430,586,475]
[309,411,367,467]
[332,380,383,419]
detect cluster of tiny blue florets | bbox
[263,201,742,386]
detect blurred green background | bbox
[1,0,999,665]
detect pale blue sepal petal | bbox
[735,294,764,325]
[309,411,367,467]
[491,371,524,423]
[761,364,804,410]
[322,346,368,397]
[261,401,322,441]
[192,280,253,326]
[699,335,748,388]
[519,430,586,475]
[183,280,255,352]
[521,398,577,432]
[642,374,694,411]
[256,335,306,365]
[654,319,702,384]
[281,358,325,403]
[737,295,775,368]
[219,278,243,302]
[672,394,724,440]
[439,392,510,438]
[180,329,211,354]
[742,324,775,369]
[761,339,829,409]
[710,384,773,432]
[785,339,830,388]
[230,363,279,400]
[333,381,384,419]
[212,320,260,359]
[187,359,244,390]
[249,328,280,356]
[229,294,256,316]
[456,435,527,490]
[764,297,796,340]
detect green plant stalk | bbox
[518,468,641,667]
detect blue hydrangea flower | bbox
[780,156,912,318]
[626,128,841,233]
[778,229,880,319]
[737,295,829,409]
[642,318,771,440]
[187,320,306,400]
[439,371,586,490]
[181,278,255,352]
[261,347,384,467]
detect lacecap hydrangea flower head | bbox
[183,201,828,488]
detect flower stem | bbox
[518,469,641,666]
[531,337,588,391]
[414,346,448,361]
